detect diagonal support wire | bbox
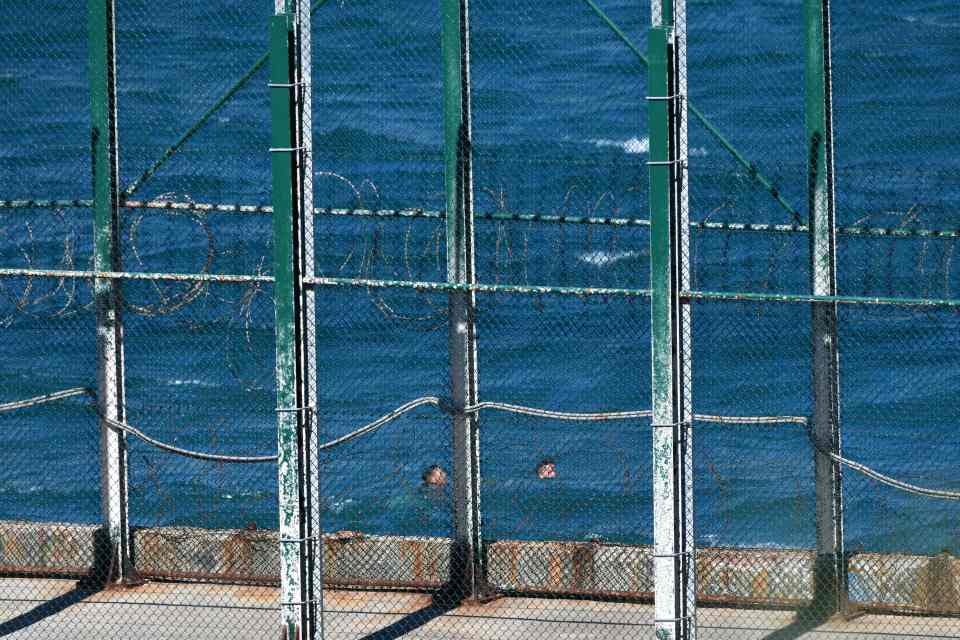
[582,0,802,225]
[122,0,332,198]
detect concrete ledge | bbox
[0,521,100,577]
[850,551,960,613]
[132,527,451,589]
[485,542,813,606]
[2,521,960,616]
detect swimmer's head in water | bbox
[536,458,557,479]
[422,465,448,487]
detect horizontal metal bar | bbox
[0,267,273,284]
[268,146,305,153]
[267,82,304,88]
[275,406,314,413]
[646,94,679,101]
[0,387,93,413]
[651,421,692,429]
[305,275,652,298]
[278,537,316,543]
[682,289,960,308]
[3,197,959,238]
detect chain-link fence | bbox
[1,0,959,639]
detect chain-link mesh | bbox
[2,0,960,638]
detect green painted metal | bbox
[805,0,845,616]
[88,0,133,585]
[123,0,331,198]
[442,0,470,285]
[582,0,801,224]
[270,12,306,640]
[648,25,683,640]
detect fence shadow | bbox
[0,586,93,637]
[759,607,831,640]
[357,600,456,640]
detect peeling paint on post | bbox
[271,10,311,639]
[88,0,132,585]
[442,0,482,600]
[650,0,695,635]
[291,0,321,635]
[806,0,846,617]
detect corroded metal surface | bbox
[850,552,960,615]
[0,522,99,577]
[4,522,960,616]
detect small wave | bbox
[330,498,355,514]
[901,14,960,28]
[578,250,642,267]
[591,136,649,155]
[165,378,217,388]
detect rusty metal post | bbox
[441,0,483,600]
[88,0,133,585]
[650,0,695,636]
[806,0,846,617]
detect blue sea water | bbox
[0,0,959,560]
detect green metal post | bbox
[650,0,695,634]
[442,0,482,600]
[270,10,313,639]
[88,0,133,585]
[806,0,846,617]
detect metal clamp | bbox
[276,406,314,413]
[651,421,692,429]
[647,159,681,166]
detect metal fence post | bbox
[806,0,846,617]
[650,0,695,635]
[441,0,483,600]
[270,7,316,638]
[295,1,323,636]
[88,0,133,585]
